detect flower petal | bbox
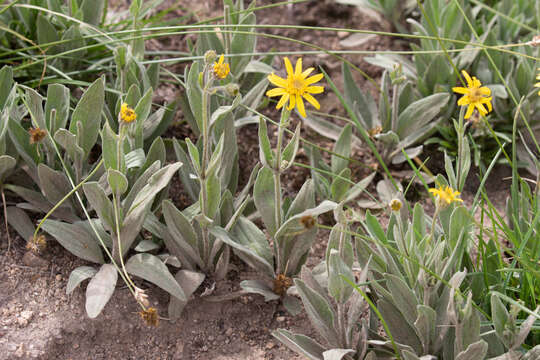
[284,57,294,77]
[479,86,491,96]
[301,67,315,78]
[276,93,289,109]
[305,73,323,85]
[268,73,287,88]
[296,95,306,117]
[287,92,296,111]
[266,87,287,97]
[295,58,303,76]
[306,85,324,94]
[461,70,473,87]
[452,87,469,95]
[303,93,320,110]
[464,104,474,119]
[457,96,471,106]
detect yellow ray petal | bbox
[465,104,475,119]
[301,67,314,79]
[305,73,324,85]
[296,95,306,117]
[266,88,287,97]
[306,85,324,94]
[276,93,289,109]
[287,92,296,110]
[452,87,469,94]
[295,58,303,76]
[457,96,471,106]
[303,93,320,110]
[268,73,287,88]
[284,57,294,77]
[461,70,473,87]
[479,86,491,96]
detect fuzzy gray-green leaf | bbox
[126,253,186,301]
[85,264,117,318]
[254,166,277,236]
[67,266,97,294]
[168,270,205,320]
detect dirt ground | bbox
[0,1,514,359]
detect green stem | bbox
[112,191,136,292]
[200,69,212,271]
[273,108,288,274]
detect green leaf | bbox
[37,14,59,53]
[253,167,277,236]
[272,329,325,360]
[240,280,280,301]
[45,84,70,133]
[54,129,84,164]
[8,114,39,167]
[295,279,339,345]
[258,118,274,169]
[330,168,351,202]
[230,12,256,74]
[101,122,124,172]
[120,162,182,257]
[80,0,105,26]
[185,138,201,175]
[67,266,97,294]
[107,169,128,196]
[385,273,419,326]
[328,249,354,303]
[70,78,105,157]
[42,220,105,264]
[322,349,355,360]
[126,253,186,301]
[37,164,71,204]
[202,172,221,220]
[455,340,487,360]
[0,66,14,109]
[332,124,352,175]
[6,206,34,241]
[83,181,115,232]
[377,298,423,354]
[168,270,205,320]
[397,93,450,139]
[134,240,160,252]
[85,264,117,318]
[0,155,16,183]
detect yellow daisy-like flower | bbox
[429,185,464,205]
[120,103,137,123]
[534,68,540,96]
[213,54,230,79]
[452,70,492,119]
[266,57,324,118]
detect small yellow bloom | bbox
[266,57,324,118]
[28,127,47,144]
[213,54,230,79]
[429,185,463,205]
[452,70,492,119]
[534,68,540,96]
[120,103,137,123]
[389,199,402,212]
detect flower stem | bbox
[273,108,289,273]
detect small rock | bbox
[22,252,48,268]
[276,316,286,323]
[337,31,349,39]
[17,310,34,327]
[208,336,215,342]
[225,328,233,336]
[266,342,275,350]
[14,344,24,358]
[73,343,79,349]
[55,274,62,281]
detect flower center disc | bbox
[469,88,483,102]
[289,77,305,95]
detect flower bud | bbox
[389,198,402,212]
[204,50,217,64]
[225,83,240,97]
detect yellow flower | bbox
[213,54,230,79]
[429,185,463,205]
[266,57,324,118]
[120,103,137,123]
[534,68,540,96]
[452,70,492,119]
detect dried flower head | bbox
[28,127,47,144]
[389,198,402,212]
[273,273,293,296]
[300,215,316,229]
[134,287,150,308]
[26,234,46,253]
[120,103,137,123]
[429,185,464,206]
[452,70,492,119]
[139,307,159,327]
[213,54,230,79]
[368,126,382,138]
[266,57,324,118]
[204,50,218,64]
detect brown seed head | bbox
[28,127,47,144]
[139,307,159,327]
[26,234,46,253]
[273,273,293,296]
[300,215,316,229]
